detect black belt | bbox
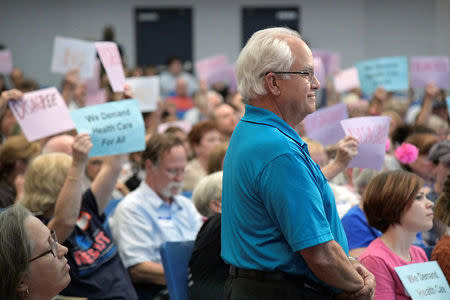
[229,265,334,297]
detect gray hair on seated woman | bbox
[192,171,223,218]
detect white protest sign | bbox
[51,36,96,78]
[396,261,449,300]
[125,76,160,112]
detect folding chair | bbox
[160,240,195,300]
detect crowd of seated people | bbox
[0,27,449,300]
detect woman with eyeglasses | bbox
[20,133,137,299]
[0,204,70,299]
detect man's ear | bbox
[265,74,280,96]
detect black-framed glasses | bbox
[28,230,58,262]
[259,71,315,82]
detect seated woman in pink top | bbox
[359,170,434,300]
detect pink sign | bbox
[95,42,125,92]
[314,57,326,86]
[410,56,449,89]
[334,67,360,93]
[195,55,237,88]
[340,116,391,170]
[303,103,348,146]
[85,89,107,106]
[9,87,75,142]
[195,55,228,80]
[0,49,13,75]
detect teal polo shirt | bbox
[221,104,348,285]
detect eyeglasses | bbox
[259,71,315,82]
[164,167,185,178]
[28,230,58,262]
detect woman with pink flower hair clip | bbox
[395,133,438,187]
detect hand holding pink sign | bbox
[340,116,390,170]
[95,42,125,92]
[8,87,75,141]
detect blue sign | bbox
[356,56,409,97]
[395,261,449,299]
[71,99,145,157]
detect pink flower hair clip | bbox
[395,142,419,164]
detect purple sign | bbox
[410,56,449,89]
[312,50,341,75]
[303,103,348,146]
[340,116,390,170]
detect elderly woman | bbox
[189,171,227,300]
[0,135,40,208]
[359,170,434,299]
[20,134,137,299]
[0,204,70,299]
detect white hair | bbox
[192,171,223,217]
[235,27,301,100]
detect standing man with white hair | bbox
[221,27,375,299]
